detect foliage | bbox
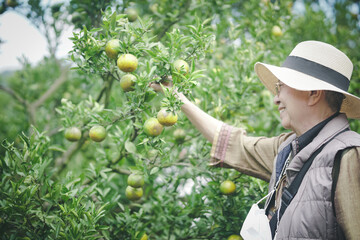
[1,0,360,239]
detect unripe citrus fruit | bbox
[64,127,82,142]
[117,54,138,72]
[89,125,106,142]
[261,0,269,6]
[173,59,189,75]
[157,109,178,126]
[173,128,186,143]
[127,173,145,188]
[143,117,163,137]
[271,25,283,37]
[126,8,138,22]
[149,3,158,13]
[228,234,243,240]
[105,39,121,59]
[140,233,148,240]
[6,0,18,7]
[120,74,136,92]
[220,180,236,195]
[125,186,143,201]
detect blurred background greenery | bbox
[0,0,359,239]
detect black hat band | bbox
[282,56,350,91]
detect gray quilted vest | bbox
[265,114,360,240]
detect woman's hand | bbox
[148,80,173,93]
[148,77,189,104]
[148,75,174,93]
[148,76,221,143]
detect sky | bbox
[0,10,73,72]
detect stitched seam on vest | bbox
[272,117,360,239]
[279,146,359,239]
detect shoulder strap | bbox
[331,148,351,240]
[278,140,328,218]
[331,148,349,217]
[269,129,348,238]
[279,129,348,219]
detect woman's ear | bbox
[308,90,324,106]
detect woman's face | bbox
[273,82,310,135]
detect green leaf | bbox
[49,145,66,152]
[66,178,81,189]
[150,167,160,175]
[125,140,136,154]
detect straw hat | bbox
[254,40,360,119]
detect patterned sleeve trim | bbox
[210,123,233,167]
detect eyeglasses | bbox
[275,82,284,95]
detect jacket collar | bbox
[293,112,339,155]
[286,113,349,176]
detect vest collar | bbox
[293,112,339,155]
[286,114,349,178]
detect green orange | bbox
[140,233,148,240]
[120,74,136,92]
[117,54,138,72]
[173,128,186,143]
[227,234,243,240]
[173,59,189,75]
[64,127,82,142]
[6,0,18,7]
[220,180,236,195]
[143,117,163,137]
[271,25,283,37]
[105,39,121,59]
[126,8,138,22]
[127,174,145,188]
[157,109,178,126]
[89,125,106,142]
[125,186,143,201]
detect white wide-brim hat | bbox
[254,40,360,119]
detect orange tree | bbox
[1,0,359,239]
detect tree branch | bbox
[32,64,70,109]
[156,0,191,41]
[0,84,27,105]
[104,73,115,108]
[55,137,86,172]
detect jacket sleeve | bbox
[335,147,360,239]
[209,122,292,182]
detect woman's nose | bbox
[273,94,280,105]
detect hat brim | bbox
[254,62,360,119]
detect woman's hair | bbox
[325,90,345,112]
